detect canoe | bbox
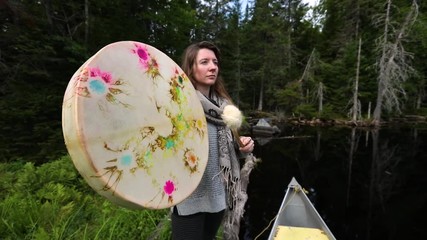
[267,177,336,240]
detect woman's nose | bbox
[209,62,217,71]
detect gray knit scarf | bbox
[196,91,241,210]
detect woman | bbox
[171,41,254,240]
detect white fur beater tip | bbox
[222,105,243,129]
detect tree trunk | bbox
[318,82,323,114]
[416,90,422,109]
[301,49,317,104]
[373,0,418,125]
[368,101,371,119]
[373,0,391,124]
[41,0,54,32]
[372,82,384,124]
[257,77,264,111]
[236,38,241,106]
[84,0,89,46]
[286,1,292,73]
[352,37,362,122]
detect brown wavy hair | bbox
[181,41,232,102]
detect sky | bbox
[303,0,319,6]
[241,0,319,10]
[302,0,318,7]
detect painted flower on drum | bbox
[87,67,114,95]
[74,68,91,97]
[172,113,189,134]
[164,180,176,203]
[90,67,112,84]
[192,119,206,138]
[184,148,198,173]
[74,66,129,108]
[150,136,174,151]
[134,44,148,61]
[163,180,175,196]
[132,43,161,79]
[169,69,186,104]
[195,119,204,130]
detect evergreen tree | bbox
[1,0,427,165]
[217,0,244,105]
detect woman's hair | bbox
[181,41,232,101]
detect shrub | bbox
[0,156,171,240]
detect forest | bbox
[1,1,426,239]
[0,0,426,165]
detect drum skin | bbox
[62,41,208,209]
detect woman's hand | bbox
[239,136,254,153]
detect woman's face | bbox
[192,48,218,93]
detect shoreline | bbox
[245,114,427,129]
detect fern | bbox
[0,156,172,239]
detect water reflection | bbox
[242,126,427,240]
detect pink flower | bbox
[88,67,113,85]
[101,72,112,84]
[89,67,101,77]
[137,48,148,60]
[163,180,175,196]
[133,43,149,61]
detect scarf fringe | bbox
[223,154,261,240]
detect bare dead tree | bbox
[300,48,317,83]
[367,101,371,119]
[416,86,425,109]
[315,81,324,114]
[372,0,419,125]
[257,74,264,111]
[300,48,323,110]
[349,37,362,122]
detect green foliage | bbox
[417,108,427,116]
[1,0,426,164]
[294,104,317,119]
[318,104,343,120]
[275,81,304,112]
[0,156,171,240]
[291,103,342,120]
[0,24,84,163]
[0,0,426,238]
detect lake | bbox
[240,125,427,240]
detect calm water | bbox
[240,125,427,240]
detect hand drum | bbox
[62,41,208,209]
